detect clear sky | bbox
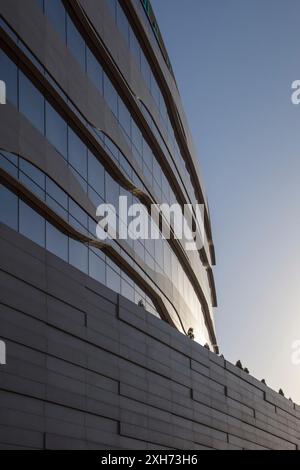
[152,0,300,402]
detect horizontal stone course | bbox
[0,226,299,449]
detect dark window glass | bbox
[105,172,119,209]
[142,139,153,172]
[69,239,88,273]
[163,244,171,278]
[46,178,68,209]
[131,120,143,156]
[19,159,45,190]
[86,48,103,94]
[45,102,68,159]
[46,221,68,261]
[141,51,151,89]
[103,73,118,117]
[153,178,161,200]
[153,158,161,186]
[0,184,18,230]
[150,74,160,108]
[69,199,88,229]
[89,249,106,284]
[19,172,45,201]
[0,152,18,178]
[118,98,131,138]
[19,200,45,247]
[106,265,120,294]
[46,194,68,220]
[19,72,45,134]
[132,145,142,169]
[104,135,119,162]
[88,186,104,210]
[143,161,152,186]
[145,250,155,271]
[0,50,18,107]
[67,15,86,70]
[88,151,105,198]
[116,2,129,44]
[106,0,116,20]
[129,27,141,69]
[44,0,66,41]
[119,153,132,180]
[68,128,87,179]
[70,166,88,194]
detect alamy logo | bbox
[291,340,300,366]
[0,340,6,365]
[95,197,206,251]
[0,80,6,104]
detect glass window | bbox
[163,244,171,278]
[116,2,129,45]
[105,172,119,209]
[106,265,120,294]
[44,0,66,41]
[67,15,86,70]
[150,74,160,108]
[86,48,103,94]
[104,135,119,163]
[0,152,18,178]
[88,186,104,210]
[89,249,106,284]
[46,221,68,261]
[19,159,45,190]
[19,200,45,247]
[88,151,105,198]
[36,0,44,12]
[46,177,68,210]
[46,194,68,220]
[142,139,153,172]
[103,73,118,117]
[19,72,45,134]
[118,98,131,138]
[153,158,161,185]
[45,102,68,159]
[134,240,145,262]
[19,172,45,201]
[46,177,68,219]
[119,153,132,180]
[68,128,87,179]
[143,161,152,186]
[0,184,18,230]
[69,199,88,229]
[121,278,134,302]
[0,50,18,107]
[69,239,88,273]
[131,120,143,155]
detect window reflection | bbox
[19,71,45,134]
[46,102,68,160]
[19,200,45,247]
[0,49,18,107]
[0,184,18,230]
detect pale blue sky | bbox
[152,0,300,402]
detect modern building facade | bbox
[0,0,217,350]
[1,0,299,451]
